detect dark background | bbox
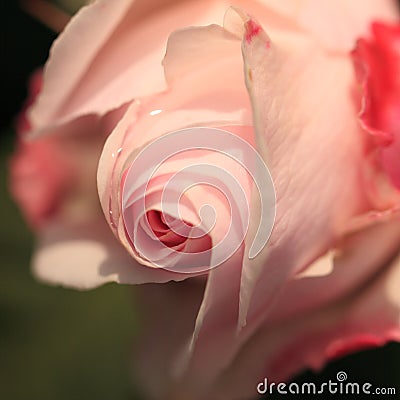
[0,1,399,399]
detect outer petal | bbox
[257,0,399,51]
[267,216,400,325]
[30,0,397,133]
[209,219,400,400]
[353,22,400,192]
[32,216,183,289]
[29,0,135,131]
[29,0,265,133]
[133,280,206,400]
[232,10,373,339]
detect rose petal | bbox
[29,0,268,134]
[33,217,185,289]
[237,10,370,331]
[29,0,135,131]
[174,249,244,394]
[209,220,400,400]
[31,0,395,133]
[294,251,335,279]
[163,24,240,85]
[133,280,206,400]
[257,0,399,51]
[267,216,400,325]
[352,22,400,194]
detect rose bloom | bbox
[9,0,400,399]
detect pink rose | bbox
[10,1,400,399]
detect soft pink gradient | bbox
[9,1,400,399]
[10,70,73,228]
[353,22,400,191]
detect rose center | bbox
[145,210,190,247]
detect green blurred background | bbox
[0,1,399,399]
